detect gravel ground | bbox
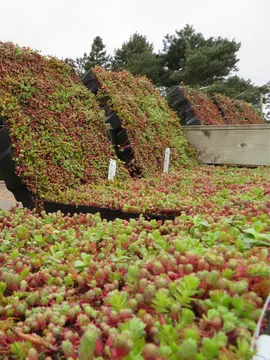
[0,181,22,210]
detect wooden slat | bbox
[183,124,270,166]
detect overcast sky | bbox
[1,0,269,85]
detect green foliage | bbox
[173,237,205,254]
[178,338,198,359]
[233,338,256,359]
[162,24,240,87]
[93,66,196,176]
[158,326,227,360]
[76,25,260,107]
[204,301,257,334]
[152,288,172,313]
[192,215,210,229]
[206,75,268,110]
[111,248,131,263]
[0,195,269,360]
[121,318,146,357]
[204,290,231,309]
[113,33,153,67]
[112,32,163,84]
[213,93,262,125]
[176,308,196,329]
[242,220,270,247]
[151,230,169,251]
[181,40,240,86]
[246,263,270,278]
[19,267,30,281]
[168,83,262,125]
[121,317,146,339]
[76,36,110,76]
[201,231,221,247]
[10,341,32,360]
[169,275,200,307]
[127,265,140,287]
[78,324,101,360]
[159,324,179,346]
[0,281,7,295]
[183,326,200,342]
[74,252,92,272]
[0,42,123,198]
[64,275,74,287]
[200,332,227,359]
[108,290,129,312]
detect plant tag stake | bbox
[108,159,116,181]
[163,148,170,173]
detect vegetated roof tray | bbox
[167,86,201,126]
[85,67,195,175]
[81,69,99,94]
[43,201,179,222]
[81,70,135,171]
[210,95,227,121]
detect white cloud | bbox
[1,0,269,85]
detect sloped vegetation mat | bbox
[92,67,196,176]
[0,42,126,198]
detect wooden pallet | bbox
[183,124,270,166]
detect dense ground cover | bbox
[45,166,270,217]
[0,43,126,198]
[213,95,262,125]
[0,203,269,359]
[92,67,196,176]
[175,88,262,125]
[212,95,241,125]
[0,42,269,360]
[3,166,267,359]
[233,99,262,125]
[180,88,225,125]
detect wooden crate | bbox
[183,124,270,166]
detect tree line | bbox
[74,25,269,117]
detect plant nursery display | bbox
[44,166,270,217]
[168,87,263,126]
[0,42,126,198]
[214,95,262,125]
[233,99,263,125]
[179,88,225,125]
[0,42,269,360]
[92,67,196,176]
[0,203,269,360]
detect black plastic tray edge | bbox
[43,201,179,222]
[81,69,135,167]
[0,117,35,208]
[168,87,201,126]
[210,95,228,124]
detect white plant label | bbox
[163,148,170,173]
[108,159,116,181]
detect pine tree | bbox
[76,36,110,76]
[112,33,164,85]
[161,24,241,87]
